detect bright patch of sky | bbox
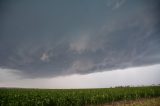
[0,64,160,88]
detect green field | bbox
[0,86,160,106]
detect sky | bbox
[0,0,160,88]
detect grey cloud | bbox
[0,0,160,78]
[106,0,126,10]
[69,32,105,53]
[68,59,95,74]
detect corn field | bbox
[0,86,160,106]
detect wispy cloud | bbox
[106,0,126,10]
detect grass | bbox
[101,97,160,106]
[0,86,160,106]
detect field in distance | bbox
[0,86,160,106]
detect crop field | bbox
[0,86,160,106]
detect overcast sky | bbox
[0,0,160,88]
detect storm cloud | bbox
[0,0,160,78]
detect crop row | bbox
[0,86,160,106]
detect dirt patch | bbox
[99,97,160,106]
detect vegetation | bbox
[0,86,160,106]
[103,97,160,106]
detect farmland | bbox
[0,86,160,106]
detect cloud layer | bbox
[0,0,160,78]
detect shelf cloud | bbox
[0,0,160,78]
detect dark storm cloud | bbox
[0,0,160,77]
